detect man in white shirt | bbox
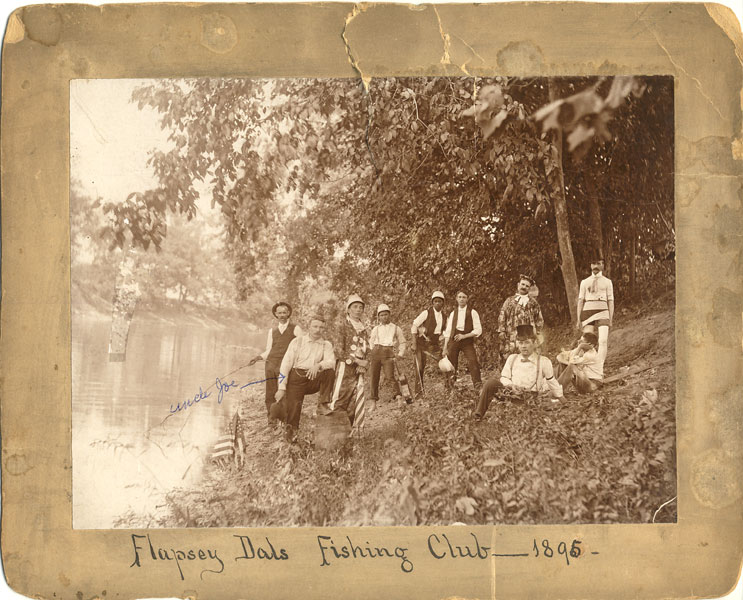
[369,304,407,410]
[269,314,335,442]
[410,291,446,395]
[443,291,482,391]
[248,302,303,422]
[557,331,603,393]
[576,257,614,365]
[474,324,563,419]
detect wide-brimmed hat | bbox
[272,302,293,317]
[515,324,536,341]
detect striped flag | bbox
[352,374,366,435]
[210,411,246,468]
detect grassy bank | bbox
[123,305,676,527]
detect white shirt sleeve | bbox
[578,279,587,301]
[395,325,407,356]
[540,358,563,398]
[411,310,428,334]
[370,325,379,347]
[260,328,274,360]
[444,311,455,340]
[606,278,614,302]
[293,324,304,337]
[500,354,516,387]
[471,309,482,337]
[278,338,298,390]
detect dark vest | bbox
[424,308,445,340]
[266,323,296,368]
[450,306,474,334]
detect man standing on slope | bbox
[410,291,446,396]
[443,290,483,392]
[249,302,303,423]
[497,274,544,359]
[576,256,614,366]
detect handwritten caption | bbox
[129,532,599,580]
[169,374,286,414]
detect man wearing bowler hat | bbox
[249,301,303,422]
[474,324,563,420]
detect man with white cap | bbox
[369,304,407,410]
[411,291,447,395]
[319,294,370,430]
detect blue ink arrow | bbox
[240,373,286,389]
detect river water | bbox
[72,313,265,528]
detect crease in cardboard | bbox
[342,4,370,90]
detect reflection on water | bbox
[72,313,264,529]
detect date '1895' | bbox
[533,539,589,566]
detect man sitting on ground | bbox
[474,324,563,420]
[556,331,603,393]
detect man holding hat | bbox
[369,304,407,409]
[249,301,303,421]
[497,275,544,358]
[411,291,447,396]
[474,324,563,420]
[576,257,614,365]
[270,313,335,442]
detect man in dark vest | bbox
[443,290,483,391]
[410,291,447,396]
[249,302,303,422]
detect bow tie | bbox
[520,358,532,363]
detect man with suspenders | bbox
[474,324,563,420]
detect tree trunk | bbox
[549,81,580,323]
[629,219,636,298]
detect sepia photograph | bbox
[70,74,676,530]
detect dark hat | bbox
[272,302,293,317]
[582,332,599,346]
[515,324,536,340]
[590,255,605,264]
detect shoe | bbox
[368,400,377,413]
[285,425,297,442]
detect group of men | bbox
[248,258,614,440]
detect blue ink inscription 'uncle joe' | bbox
[169,374,286,414]
[129,534,224,580]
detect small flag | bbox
[352,374,365,434]
[210,411,246,468]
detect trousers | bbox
[447,337,481,385]
[271,367,334,430]
[370,346,401,401]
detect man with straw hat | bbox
[410,291,447,396]
[249,301,303,422]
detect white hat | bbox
[377,303,391,315]
[431,291,445,300]
[346,294,365,311]
[438,356,454,373]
